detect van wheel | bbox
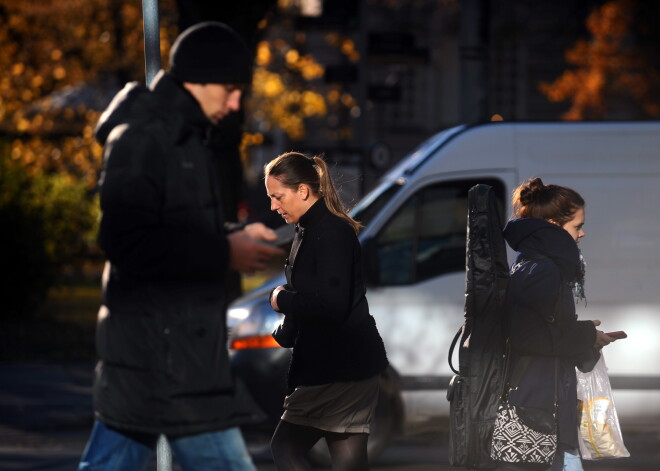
[308,372,400,466]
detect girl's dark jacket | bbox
[503,218,597,450]
[92,71,261,437]
[273,199,388,390]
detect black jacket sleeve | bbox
[508,259,596,357]
[98,126,229,281]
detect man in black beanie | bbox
[77,21,284,471]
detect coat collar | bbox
[95,70,213,146]
[151,71,211,135]
[297,198,328,234]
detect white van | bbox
[228,121,660,459]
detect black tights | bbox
[270,420,369,471]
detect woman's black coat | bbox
[503,218,597,450]
[273,199,388,390]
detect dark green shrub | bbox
[0,153,99,320]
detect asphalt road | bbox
[1,363,658,471]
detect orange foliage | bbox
[539,0,660,121]
[245,7,357,145]
[0,0,178,187]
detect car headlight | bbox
[228,299,284,350]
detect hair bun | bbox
[520,177,545,205]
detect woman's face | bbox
[561,207,586,243]
[265,175,313,224]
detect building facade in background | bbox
[246,0,610,208]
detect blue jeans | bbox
[78,420,256,471]
[562,451,584,471]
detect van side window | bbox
[375,179,505,285]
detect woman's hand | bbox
[270,285,286,311]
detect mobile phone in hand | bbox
[605,331,627,339]
[265,224,295,249]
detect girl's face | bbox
[265,175,314,224]
[561,207,586,243]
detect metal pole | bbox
[142,0,161,86]
[143,1,168,468]
[143,2,168,468]
[156,434,173,471]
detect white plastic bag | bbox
[575,353,630,459]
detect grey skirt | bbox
[281,376,379,434]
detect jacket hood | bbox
[94,81,151,145]
[503,217,580,281]
[94,71,209,146]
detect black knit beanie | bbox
[169,21,251,85]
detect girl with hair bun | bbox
[264,152,388,471]
[497,177,618,471]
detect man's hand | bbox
[228,229,285,273]
[243,222,278,243]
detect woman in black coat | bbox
[265,152,388,471]
[496,177,618,471]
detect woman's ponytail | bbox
[312,156,361,233]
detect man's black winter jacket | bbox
[93,71,260,437]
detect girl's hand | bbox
[591,320,614,348]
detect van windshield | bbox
[350,125,466,231]
[351,180,403,230]
[384,125,466,178]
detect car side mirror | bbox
[361,236,380,287]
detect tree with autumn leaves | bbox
[540,0,660,120]
[0,0,180,184]
[0,0,180,319]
